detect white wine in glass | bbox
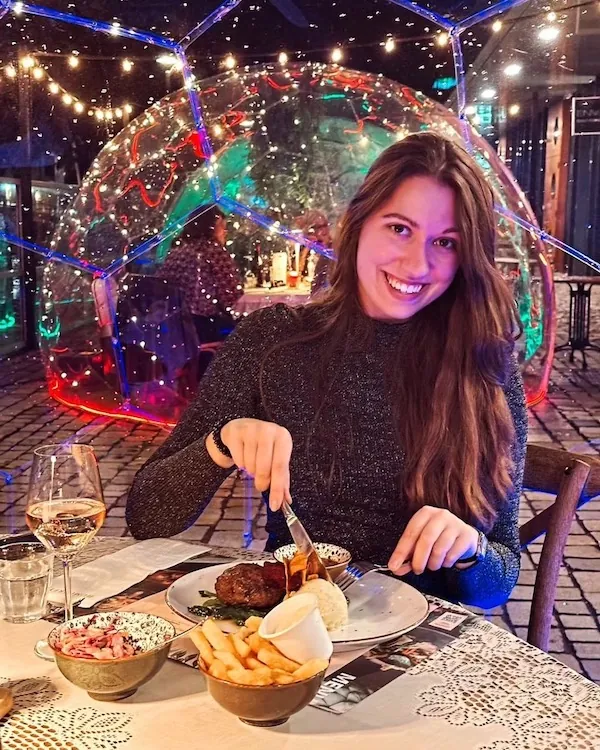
[26,444,106,628]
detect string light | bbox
[223,54,237,69]
[464,104,477,115]
[508,104,520,116]
[504,63,522,77]
[2,56,135,123]
[492,20,502,32]
[436,33,449,47]
[278,51,288,65]
[547,11,557,22]
[331,47,343,63]
[122,59,134,73]
[68,55,80,69]
[481,88,496,100]
[538,26,560,42]
[384,38,396,53]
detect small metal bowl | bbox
[274,543,352,581]
[48,612,175,701]
[200,664,327,727]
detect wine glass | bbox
[26,444,106,657]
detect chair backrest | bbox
[520,443,600,651]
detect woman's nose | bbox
[402,240,429,279]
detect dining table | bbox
[234,287,312,316]
[1,536,600,750]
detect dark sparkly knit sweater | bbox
[126,304,527,609]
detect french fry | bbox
[202,619,236,655]
[244,616,263,633]
[228,668,273,686]
[245,657,263,670]
[214,649,244,671]
[246,632,271,654]
[189,627,215,666]
[230,633,251,660]
[272,669,295,685]
[237,626,250,641]
[257,648,301,674]
[208,659,228,680]
[293,659,329,681]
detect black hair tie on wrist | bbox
[211,419,233,459]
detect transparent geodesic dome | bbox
[39,62,553,425]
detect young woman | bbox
[159,206,243,343]
[127,132,527,609]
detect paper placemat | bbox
[48,539,210,608]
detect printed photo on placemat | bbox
[311,605,476,715]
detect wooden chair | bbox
[520,443,600,651]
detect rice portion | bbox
[297,578,348,631]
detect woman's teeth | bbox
[385,274,423,295]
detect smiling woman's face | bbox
[356,174,461,321]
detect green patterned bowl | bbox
[48,611,175,701]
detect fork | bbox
[336,561,390,592]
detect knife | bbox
[281,501,333,583]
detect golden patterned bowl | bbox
[48,612,175,701]
[274,542,352,581]
[201,666,327,727]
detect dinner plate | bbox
[165,562,429,652]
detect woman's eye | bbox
[390,224,409,235]
[435,237,458,251]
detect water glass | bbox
[0,542,53,623]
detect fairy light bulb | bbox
[538,26,560,42]
[32,67,44,80]
[504,63,522,77]
[49,81,60,94]
[223,54,237,69]
[5,65,16,78]
[62,93,73,105]
[508,104,520,116]
[68,55,79,68]
[384,38,395,53]
[20,55,35,69]
[331,47,343,63]
[492,20,502,32]
[122,58,133,73]
[278,51,288,65]
[74,101,84,114]
[436,33,449,47]
[124,103,133,114]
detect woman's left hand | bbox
[388,506,480,576]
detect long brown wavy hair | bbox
[261,131,518,530]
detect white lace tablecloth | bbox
[2,538,600,750]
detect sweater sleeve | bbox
[404,353,527,609]
[125,306,285,539]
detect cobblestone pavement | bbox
[2,286,600,682]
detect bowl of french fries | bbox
[191,616,329,727]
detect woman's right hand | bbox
[206,418,293,511]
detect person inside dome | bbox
[159,206,243,344]
[294,209,334,293]
[127,132,526,609]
